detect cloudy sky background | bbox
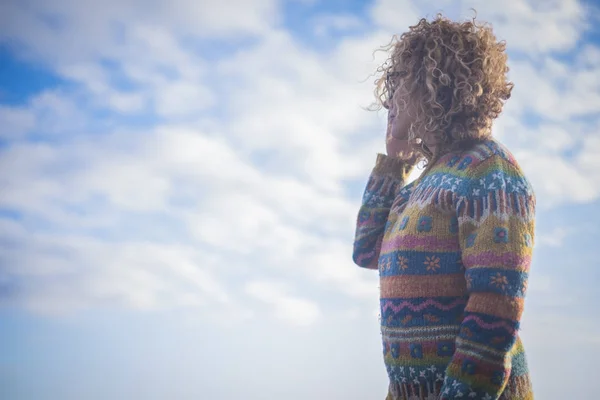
[1,0,599,399]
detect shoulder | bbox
[441,139,521,173]
[439,139,535,199]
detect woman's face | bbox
[385,95,414,140]
[384,75,416,142]
[384,72,442,154]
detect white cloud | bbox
[577,134,600,184]
[537,227,570,248]
[49,24,214,117]
[0,0,278,65]
[217,29,394,194]
[516,149,598,207]
[370,0,421,32]
[0,89,93,141]
[0,113,377,316]
[0,223,232,315]
[371,0,587,54]
[460,0,586,54]
[506,56,600,122]
[304,241,380,299]
[577,44,600,67]
[245,280,321,326]
[313,14,364,37]
[0,106,36,139]
[60,63,146,113]
[154,82,214,117]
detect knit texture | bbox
[353,140,535,400]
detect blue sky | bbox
[1,0,599,399]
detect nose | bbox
[383,99,390,109]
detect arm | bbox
[352,153,414,269]
[440,156,536,399]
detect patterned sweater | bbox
[353,140,535,400]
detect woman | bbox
[352,15,535,400]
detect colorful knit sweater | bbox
[353,140,535,400]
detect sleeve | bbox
[352,153,415,269]
[439,156,536,400]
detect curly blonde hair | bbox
[373,13,513,160]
